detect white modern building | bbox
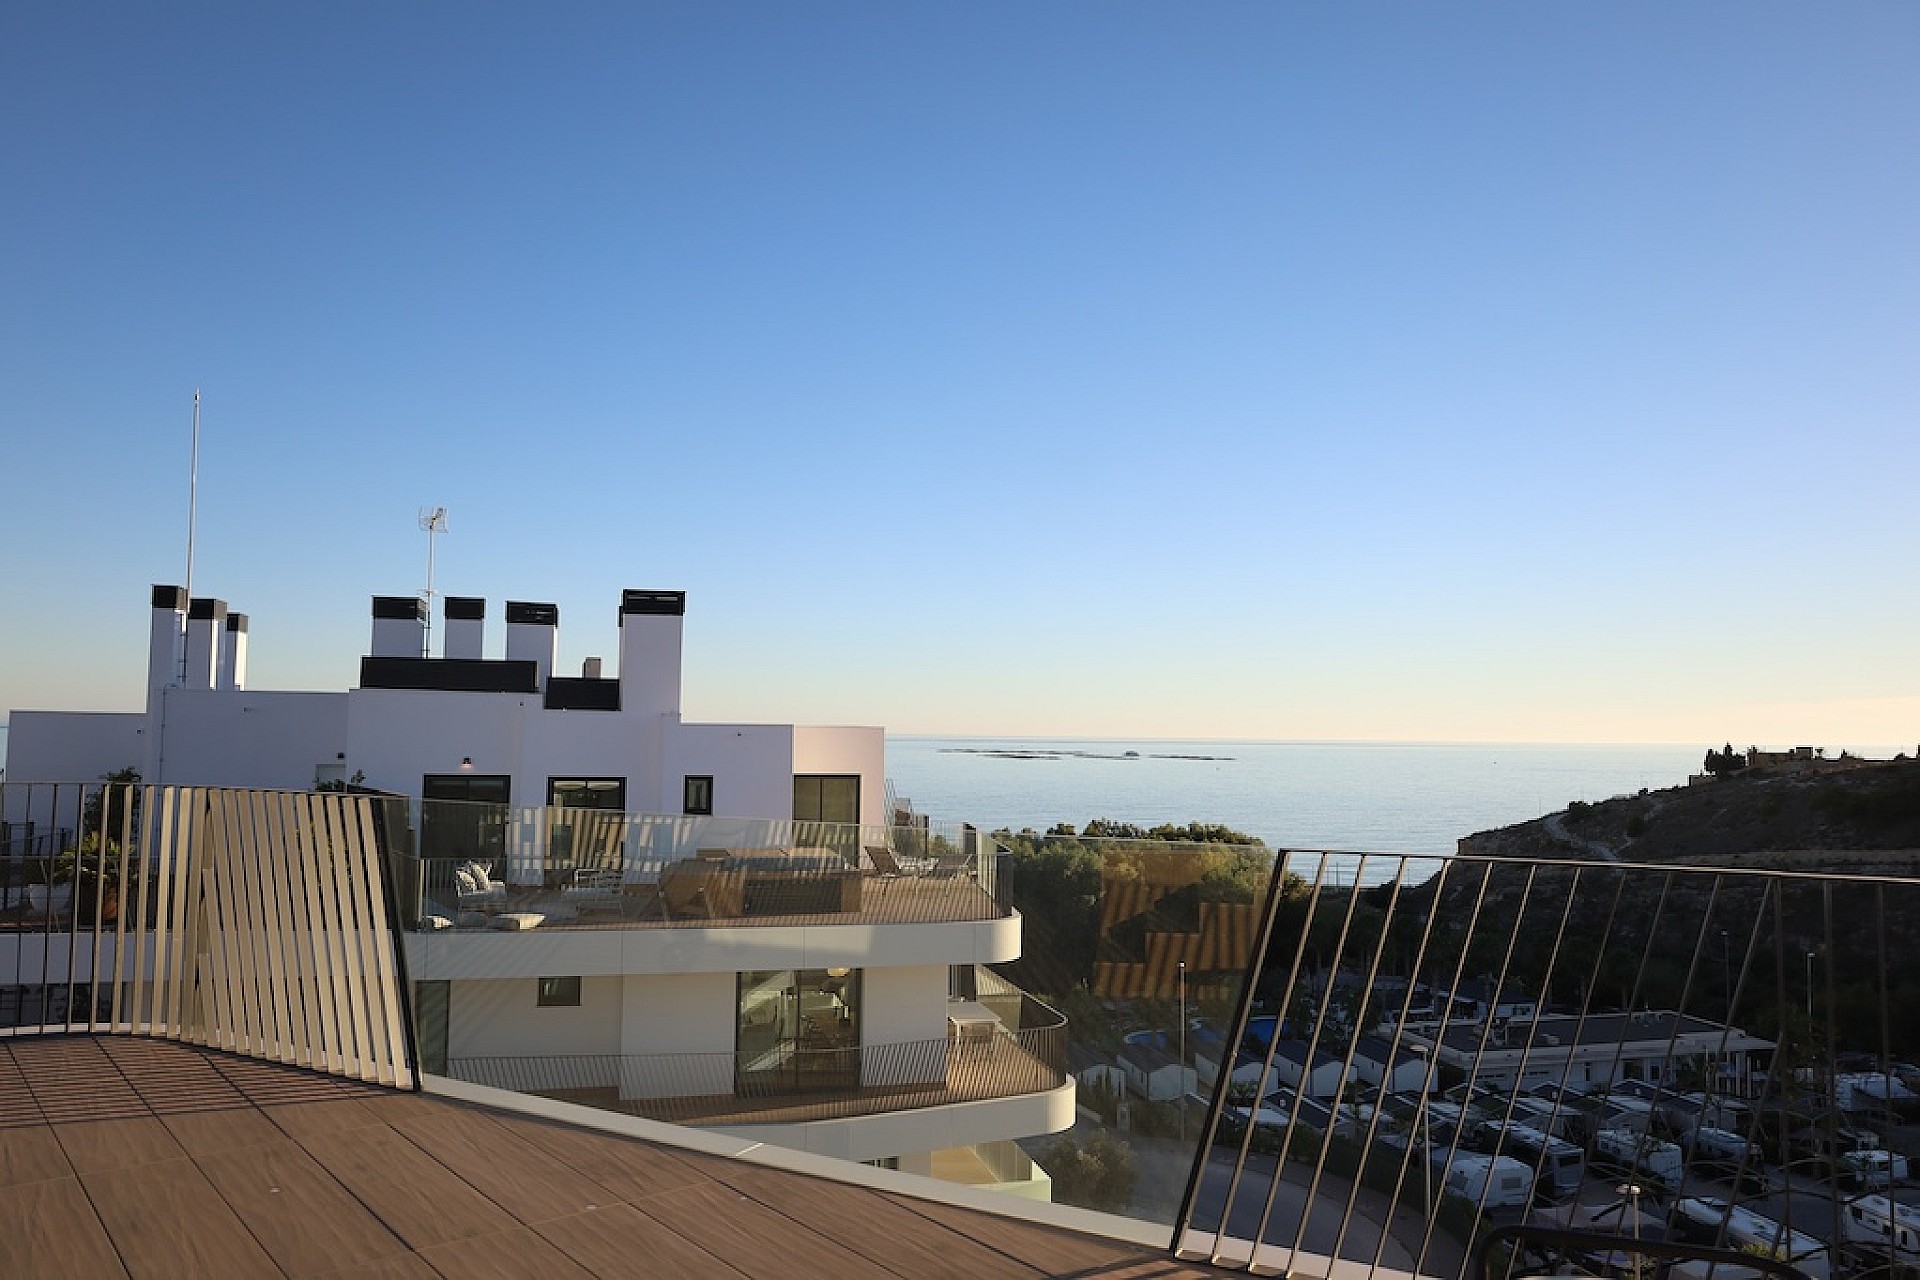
[7,585,887,825]
[2,584,1073,1193]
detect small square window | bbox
[683,775,714,816]
[537,976,581,1007]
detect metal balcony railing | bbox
[444,998,1068,1127]
[1174,849,1920,1280]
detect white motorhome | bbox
[1686,1125,1762,1169]
[1429,1150,1534,1211]
[1669,1198,1831,1280]
[1476,1119,1585,1202]
[1839,1148,1909,1190]
[1592,1127,1685,1190]
[1840,1195,1920,1266]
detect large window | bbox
[792,775,859,824]
[736,968,860,1094]
[548,778,625,870]
[421,773,511,865]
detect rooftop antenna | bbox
[180,389,201,682]
[418,506,448,657]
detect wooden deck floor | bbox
[0,1036,1234,1278]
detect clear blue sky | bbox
[3,3,1915,747]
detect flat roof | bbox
[0,1035,1235,1278]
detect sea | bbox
[886,737,1707,870]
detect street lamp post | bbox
[1806,951,1815,1027]
[1178,960,1188,1142]
[1617,1183,1644,1280]
[1728,932,1743,1013]
[1411,1044,1432,1210]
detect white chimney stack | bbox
[148,584,187,693]
[444,596,485,660]
[371,596,427,658]
[617,589,685,717]
[184,598,226,688]
[505,601,558,689]
[219,612,248,691]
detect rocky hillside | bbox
[1459,755,1920,874]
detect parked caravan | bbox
[1669,1197,1831,1280]
[1475,1119,1586,1202]
[1840,1195,1920,1266]
[1430,1150,1534,1211]
[1592,1127,1685,1190]
[1686,1125,1762,1168]
[1839,1148,1909,1190]
[1506,1095,1582,1140]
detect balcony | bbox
[383,801,1010,933]
[441,990,1069,1129]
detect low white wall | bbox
[716,1080,1077,1165]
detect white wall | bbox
[445,976,623,1058]
[792,725,887,827]
[345,689,531,799]
[3,711,146,785]
[149,689,347,789]
[663,722,795,821]
[617,971,735,1099]
[861,965,949,1046]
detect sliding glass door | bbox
[735,968,861,1094]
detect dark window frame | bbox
[683,774,714,816]
[537,976,582,1007]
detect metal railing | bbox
[0,780,415,1089]
[1174,849,1920,1280]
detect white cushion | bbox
[491,912,545,931]
[453,868,478,896]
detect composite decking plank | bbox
[416,1224,598,1278]
[290,1124,510,1250]
[882,1190,1166,1277]
[160,1104,284,1155]
[631,1179,899,1280]
[52,1116,188,1175]
[0,1125,74,1188]
[383,1107,626,1225]
[83,1157,282,1278]
[196,1138,413,1276]
[260,1097,392,1141]
[712,1159,1048,1280]
[485,1113,719,1203]
[530,1202,751,1279]
[0,1175,130,1279]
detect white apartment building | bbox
[3,584,1072,1193]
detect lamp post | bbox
[1178,960,1188,1142]
[1728,932,1743,1013]
[1806,951,1815,1027]
[1617,1182,1644,1280]
[1411,1044,1432,1210]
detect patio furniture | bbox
[453,860,509,913]
[863,845,903,877]
[561,867,624,914]
[661,859,745,919]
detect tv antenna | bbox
[179,389,202,682]
[418,506,448,657]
